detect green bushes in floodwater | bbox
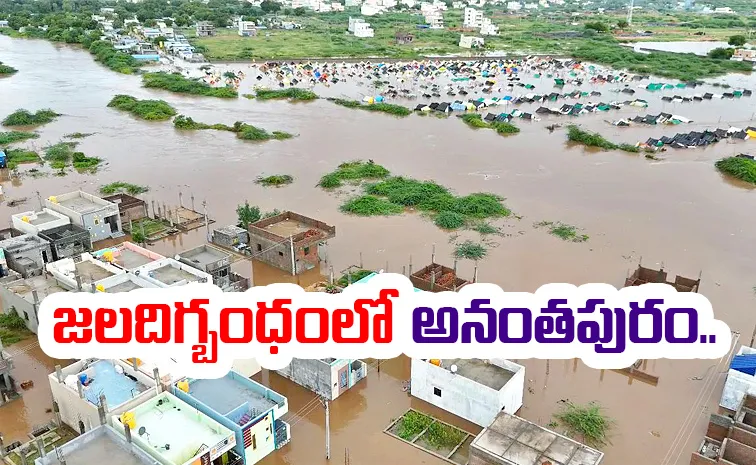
[142,72,238,98]
[173,116,292,141]
[256,175,294,187]
[6,148,41,169]
[254,88,318,101]
[460,114,520,135]
[567,125,638,153]
[0,131,38,145]
[453,241,488,261]
[0,62,17,75]
[108,95,177,121]
[317,160,391,188]
[88,41,142,74]
[44,142,101,171]
[535,221,589,243]
[340,195,404,216]
[553,401,613,449]
[2,109,60,127]
[715,156,756,185]
[327,98,411,117]
[100,182,150,195]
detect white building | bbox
[345,0,362,6]
[348,17,374,37]
[480,18,499,35]
[524,2,538,8]
[463,7,483,28]
[360,3,381,15]
[332,2,345,10]
[713,7,735,14]
[452,1,465,8]
[506,1,522,10]
[411,359,525,427]
[238,20,257,36]
[459,34,484,48]
[425,10,444,28]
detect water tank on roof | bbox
[48,196,58,203]
[21,216,29,223]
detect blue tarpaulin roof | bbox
[730,354,756,376]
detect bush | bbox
[6,148,41,169]
[256,175,294,186]
[728,35,747,46]
[108,95,177,121]
[434,211,465,229]
[88,40,142,74]
[535,221,589,242]
[2,109,60,127]
[0,61,18,75]
[100,182,150,195]
[318,160,391,188]
[453,241,487,260]
[173,115,234,131]
[328,99,411,117]
[143,72,238,98]
[0,131,38,145]
[554,402,613,448]
[340,195,404,216]
[0,308,28,331]
[460,113,520,135]
[708,47,735,60]
[715,156,756,185]
[567,125,617,150]
[255,88,318,101]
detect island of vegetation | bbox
[173,115,293,141]
[107,95,177,121]
[100,182,150,195]
[5,148,41,170]
[2,109,60,127]
[0,61,17,75]
[328,98,411,117]
[44,142,101,172]
[143,72,238,98]
[460,114,520,135]
[567,125,639,153]
[255,175,294,187]
[535,221,589,243]
[715,156,756,185]
[0,131,38,145]
[253,88,318,101]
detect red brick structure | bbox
[690,394,756,465]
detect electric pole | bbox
[321,396,330,460]
[627,0,634,26]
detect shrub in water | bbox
[434,211,465,229]
[340,195,404,216]
[108,95,177,121]
[2,109,60,127]
[715,156,756,185]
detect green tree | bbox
[728,35,747,46]
[585,21,609,33]
[236,202,262,229]
[617,19,628,29]
[708,47,735,59]
[292,6,306,16]
[260,0,281,13]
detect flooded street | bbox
[1,36,756,465]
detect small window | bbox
[23,311,29,321]
[304,246,310,255]
[257,244,262,252]
[433,387,442,397]
[252,434,257,450]
[94,219,99,225]
[218,269,228,277]
[278,251,284,257]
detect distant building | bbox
[331,2,345,11]
[0,20,10,28]
[411,358,525,427]
[713,7,735,14]
[348,17,374,37]
[177,244,249,291]
[196,20,216,37]
[174,371,290,465]
[239,20,258,36]
[507,1,522,10]
[46,252,125,291]
[345,0,362,6]
[463,7,484,28]
[733,48,756,62]
[469,411,605,465]
[425,10,444,28]
[395,31,414,44]
[459,34,484,48]
[0,271,66,332]
[102,193,148,223]
[45,191,124,243]
[276,359,367,400]
[480,18,499,35]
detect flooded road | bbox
[0,339,72,444]
[1,36,756,465]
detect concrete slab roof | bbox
[471,412,604,465]
[440,359,515,391]
[35,425,159,465]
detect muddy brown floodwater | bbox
[1,36,756,465]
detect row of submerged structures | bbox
[0,187,749,465]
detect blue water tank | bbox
[78,373,88,385]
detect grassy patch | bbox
[88,40,142,74]
[242,94,255,100]
[424,421,467,450]
[337,269,374,287]
[327,98,411,117]
[72,152,102,172]
[2,109,60,127]
[0,61,18,75]
[715,156,756,185]
[0,308,32,345]
[43,142,99,171]
[254,88,318,101]
[434,211,466,230]
[340,195,404,216]
[553,401,613,448]
[100,182,150,195]
[142,72,238,98]
[64,132,94,139]
[567,125,637,152]
[108,95,177,121]
[453,240,488,260]
[236,124,293,141]
[535,221,589,242]
[6,148,42,169]
[256,174,294,187]
[317,160,391,188]
[472,222,501,235]
[396,410,434,441]
[0,131,38,145]
[460,113,520,135]
[173,115,234,131]
[127,217,170,239]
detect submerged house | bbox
[624,262,701,292]
[45,191,124,243]
[690,389,756,465]
[174,371,290,465]
[177,244,249,291]
[276,358,367,401]
[410,358,525,427]
[410,262,470,292]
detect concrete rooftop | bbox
[58,196,103,214]
[187,374,278,420]
[116,249,158,270]
[3,274,66,304]
[441,359,515,390]
[76,260,117,283]
[263,218,311,237]
[178,245,229,269]
[36,426,158,465]
[471,412,604,465]
[27,211,59,226]
[150,264,199,285]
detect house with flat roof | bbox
[103,193,149,223]
[95,272,159,293]
[247,211,335,275]
[411,358,525,427]
[49,359,158,434]
[276,358,367,401]
[111,392,240,465]
[94,242,165,272]
[689,393,756,465]
[38,224,92,261]
[0,233,53,277]
[132,257,211,287]
[46,191,124,242]
[0,272,67,332]
[46,252,125,291]
[469,411,604,465]
[12,208,71,235]
[177,245,249,291]
[35,424,160,465]
[173,371,290,465]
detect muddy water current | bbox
[1,36,756,465]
